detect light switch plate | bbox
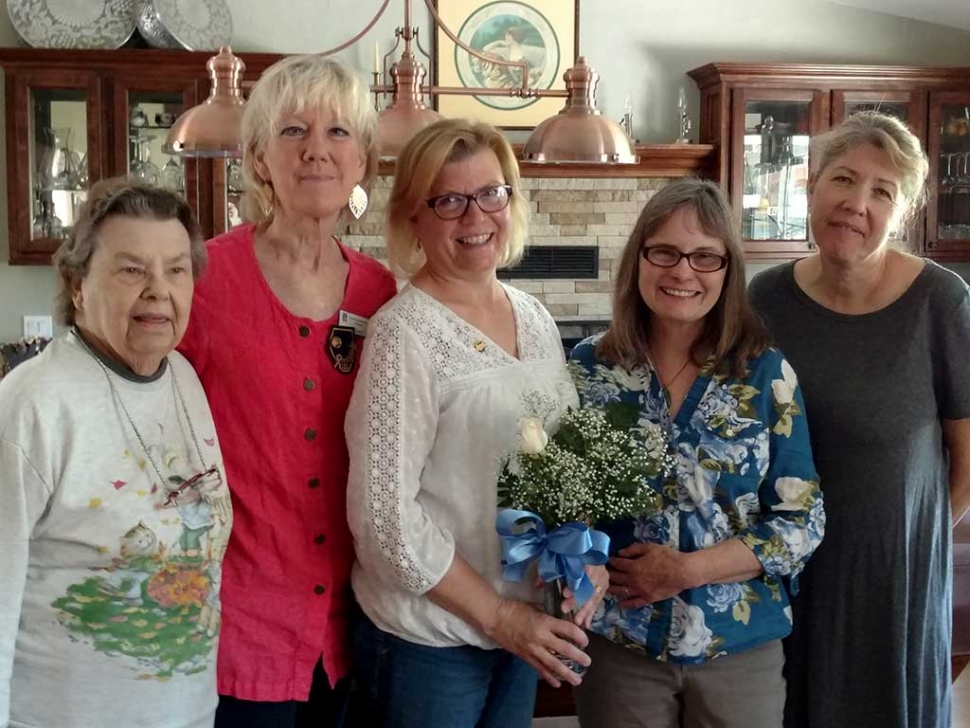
[23,315,53,339]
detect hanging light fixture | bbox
[522,58,638,164]
[164,46,246,158]
[166,0,636,164]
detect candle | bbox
[374,42,380,75]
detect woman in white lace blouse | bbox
[345,119,607,727]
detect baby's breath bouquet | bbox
[497,393,672,531]
[496,392,673,674]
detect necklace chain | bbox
[646,346,694,406]
[73,329,207,485]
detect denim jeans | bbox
[353,614,539,728]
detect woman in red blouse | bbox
[178,54,396,728]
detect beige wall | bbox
[2,0,970,340]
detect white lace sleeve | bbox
[346,310,456,595]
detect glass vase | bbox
[39,127,80,190]
[543,578,588,676]
[131,136,160,185]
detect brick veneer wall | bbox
[338,175,677,321]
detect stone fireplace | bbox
[339,173,683,345]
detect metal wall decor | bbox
[137,0,232,51]
[7,0,137,49]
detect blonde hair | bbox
[52,178,204,326]
[385,118,528,278]
[598,178,770,377]
[812,111,929,224]
[240,54,379,225]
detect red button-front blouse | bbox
[178,224,397,701]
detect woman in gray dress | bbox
[748,111,970,728]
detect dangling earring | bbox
[259,182,275,220]
[348,184,368,219]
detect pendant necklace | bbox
[651,352,693,406]
[72,328,211,489]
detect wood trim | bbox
[8,70,103,265]
[689,62,970,90]
[0,47,283,76]
[378,144,716,179]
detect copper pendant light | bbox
[377,51,443,158]
[522,58,638,164]
[164,46,246,158]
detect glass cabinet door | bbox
[732,90,823,257]
[927,92,970,257]
[112,77,199,214]
[10,71,103,262]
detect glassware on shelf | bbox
[76,153,90,189]
[130,136,160,185]
[160,157,184,192]
[39,127,82,190]
[31,197,64,239]
[227,159,244,192]
[130,105,149,128]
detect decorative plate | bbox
[7,0,137,49]
[150,0,232,52]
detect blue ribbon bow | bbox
[496,509,610,607]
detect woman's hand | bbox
[486,599,590,688]
[607,543,697,608]
[560,564,609,628]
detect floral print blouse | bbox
[569,335,824,663]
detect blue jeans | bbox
[353,614,538,728]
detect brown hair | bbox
[597,178,770,377]
[385,118,528,278]
[812,111,929,225]
[52,177,204,326]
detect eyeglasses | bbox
[164,465,221,506]
[640,245,728,273]
[425,184,513,220]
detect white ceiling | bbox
[829,0,970,32]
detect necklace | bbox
[648,349,694,406]
[72,329,208,486]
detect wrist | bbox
[682,550,709,590]
[480,597,509,640]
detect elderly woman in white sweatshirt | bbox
[0,179,231,728]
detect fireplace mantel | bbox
[378,144,716,179]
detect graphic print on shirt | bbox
[51,428,231,679]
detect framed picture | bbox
[433,0,580,129]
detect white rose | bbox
[770,360,798,405]
[774,476,812,511]
[668,596,713,658]
[519,416,548,455]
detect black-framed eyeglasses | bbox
[425,184,513,220]
[640,245,729,273]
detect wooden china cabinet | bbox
[688,63,970,261]
[0,47,283,264]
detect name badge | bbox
[338,310,369,337]
[327,325,357,374]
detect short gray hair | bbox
[52,177,205,326]
[812,111,929,222]
[239,54,379,226]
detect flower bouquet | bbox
[496,392,674,672]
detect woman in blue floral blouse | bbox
[569,178,825,728]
